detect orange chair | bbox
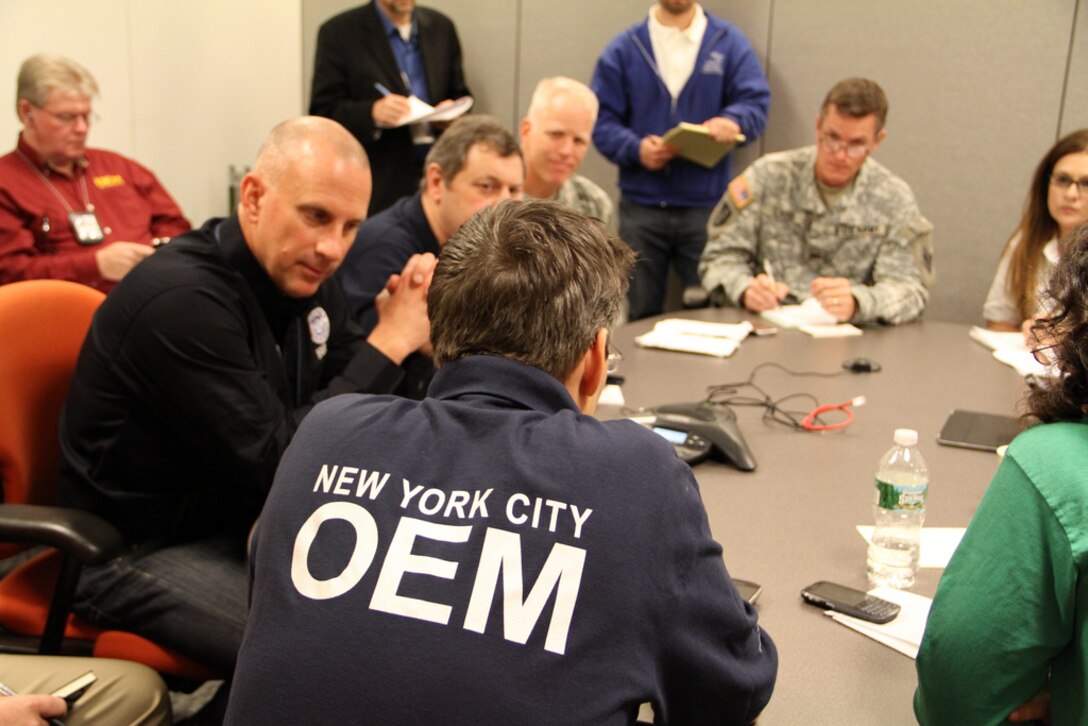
[0,280,219,680]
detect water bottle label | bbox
[876,478,927,510]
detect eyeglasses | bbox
[606,348,624,375]
[1031,342,1058,366]
[34,106,98,127]
[818,133,871,160]
[1050,174,1088,195]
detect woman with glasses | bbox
[916,223,1088,724]
[983,128,1088,332]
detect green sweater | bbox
[915,420,1088,725]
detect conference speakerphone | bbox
[630,401,757,471]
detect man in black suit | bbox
[311,1,471,215]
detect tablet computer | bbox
[937,409,1023,452]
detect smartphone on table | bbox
[733,578,763,604]
[800,580,900,623]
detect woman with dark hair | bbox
[916,223,1088,724]
[984,129,1088,331]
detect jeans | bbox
[74,532,249,674]
[619,199,713,320]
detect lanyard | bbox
[15,149,94,214]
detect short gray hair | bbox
[16,54,99,113]
[526,77,599,124]
[430,199,634,380]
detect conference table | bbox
[601,309,1026,725]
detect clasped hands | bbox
[742,274,857,322]
[367,252,437,364]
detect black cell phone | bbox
[937,409,1023,452]
[49,671,96,707]
[800,580,900,623]
[733,578,763,604]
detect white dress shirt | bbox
[647,3,708,99]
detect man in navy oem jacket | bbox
[226,199,777,724]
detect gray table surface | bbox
[603,309,1026,725]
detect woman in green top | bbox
[916,221,1088,725]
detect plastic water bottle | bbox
[867,428,928,589]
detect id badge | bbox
[69,210,105,245]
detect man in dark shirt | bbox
[337,114,522,397]
[58,116,434,671]
[226,200,777,724]
[310,0,471,215]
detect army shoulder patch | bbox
[728,175,754,210]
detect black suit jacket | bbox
[310,2,470,215]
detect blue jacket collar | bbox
[429,356,580,415]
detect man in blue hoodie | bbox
[591,0,770,320]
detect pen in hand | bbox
[760,259,784,309]
[374,82,392,97]
[763,259,776,287]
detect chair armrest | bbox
[0,504,124,565]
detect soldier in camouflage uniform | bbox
[520,77,614,227]
[699,78,934,325]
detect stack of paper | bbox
[828,587,933,659]
[968,326,1053,378]
[761,298,862,337]
[634,319,752,358]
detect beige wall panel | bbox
[766,0,1075,323]
[426,0,518,124]
[1062,1,1088,136]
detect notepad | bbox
[968,326,1024,352]
[968,326,1053,378]
[761,298,838,329]
[634,318,752,358]
[396,95,473,127]
[661,122,744,169]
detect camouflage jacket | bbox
[699,146,934,325]
[551,174,615,229]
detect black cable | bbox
[703,362,850,433]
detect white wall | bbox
[0,0,306,226]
